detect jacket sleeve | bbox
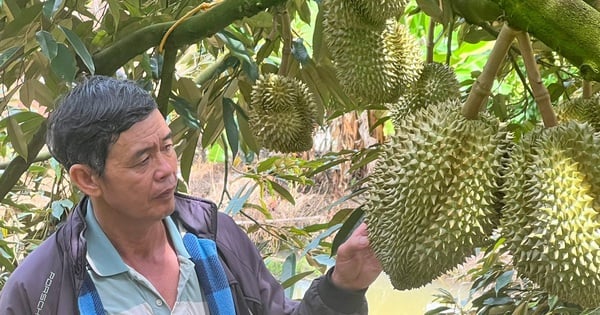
[215,213,369,315]
[0,272,35,314]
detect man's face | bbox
[94,109,178,222]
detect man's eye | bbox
[138,156,150,165]
[164,144,174,152]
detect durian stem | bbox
[426,17,435,64]
[462,24,519,120]
[583,80,593,99]
[516,32,558,128]
[278,8,292,76]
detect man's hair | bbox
[47,75,158,175]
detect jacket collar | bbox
[58,193,219,281]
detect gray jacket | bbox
[0,193,368,314]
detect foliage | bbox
[425,238,600,315]
[0,0,599,312]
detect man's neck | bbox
[89,199,172,261]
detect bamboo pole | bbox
[516,32,558,128]
[462,24,519,120]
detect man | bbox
[0,75,382,314]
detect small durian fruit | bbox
[249,74,318,153]
[501,121,600,308]
[556,96,600,131]
[412,62,461,110]
[348,0,409,26]
[322,0,381,59]
[363,100,507,290]
[388,62,461,124]
[332,21,423,104]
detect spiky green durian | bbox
[363,100,507,290]
[348,0,409,26]
[322,0,376,34]
[501,121,600,308]
[248,74,318,153]
[388,62,461,124]
[327,20,423,104]
[413,62,461,109]
[556,96,600,131]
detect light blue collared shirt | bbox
[84,201,209,314]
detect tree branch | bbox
[93,0,287,75]
[0,121,47,202]
[157,46,178,116]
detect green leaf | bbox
[216,31,258,81]
[51,199,73,220]
[106,0,121,30]
[2,2,42,38]
[7,116,28,160]
[257,156,278,173]
[302,224,342,257]
[222,98,239,159]
[281,252,296,298]
[236,109,260,154]
[50,43,77,82]
[36,31,58,60]
[416,0,443,20]
[225,183,257,215]
[494,270,514,294]
[42,0,63,19]
[281,270,314,290]
[19,79,56,108]
[0,46,21,69]
[268,179,295,205]
[59,25,95,74]
[179,130,200,184]
[331,207,363,255]
[171,94,200,129]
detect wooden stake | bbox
[516,32,558,128]
[462,24,519,120]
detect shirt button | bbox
[156,299,163,306]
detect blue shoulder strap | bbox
[77,272,105,315]
[183,233,236,315]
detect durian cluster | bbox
[248,74,318,153]
[322,0,422,104]
[363,100,508,289]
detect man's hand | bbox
[331,223,382,291]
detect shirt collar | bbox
[84,201,190,277]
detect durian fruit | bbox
[363,100,507,289]
[248,74,318,153]
[388,62,461,124]
[348,0,409,26]
[501,121,600,308]
[555,96,600,131]
[327,20,423,104]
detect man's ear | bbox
[69,164,102,197]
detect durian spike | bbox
[462,24,519,120]
[583,80,593,99]
[516,32,558,128]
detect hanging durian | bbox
[326,20,422,104]
[363,100,508,289]
[248,74,318,153]
[500,121,600,308]
[389,62,461,123]
[348,0,409,26]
